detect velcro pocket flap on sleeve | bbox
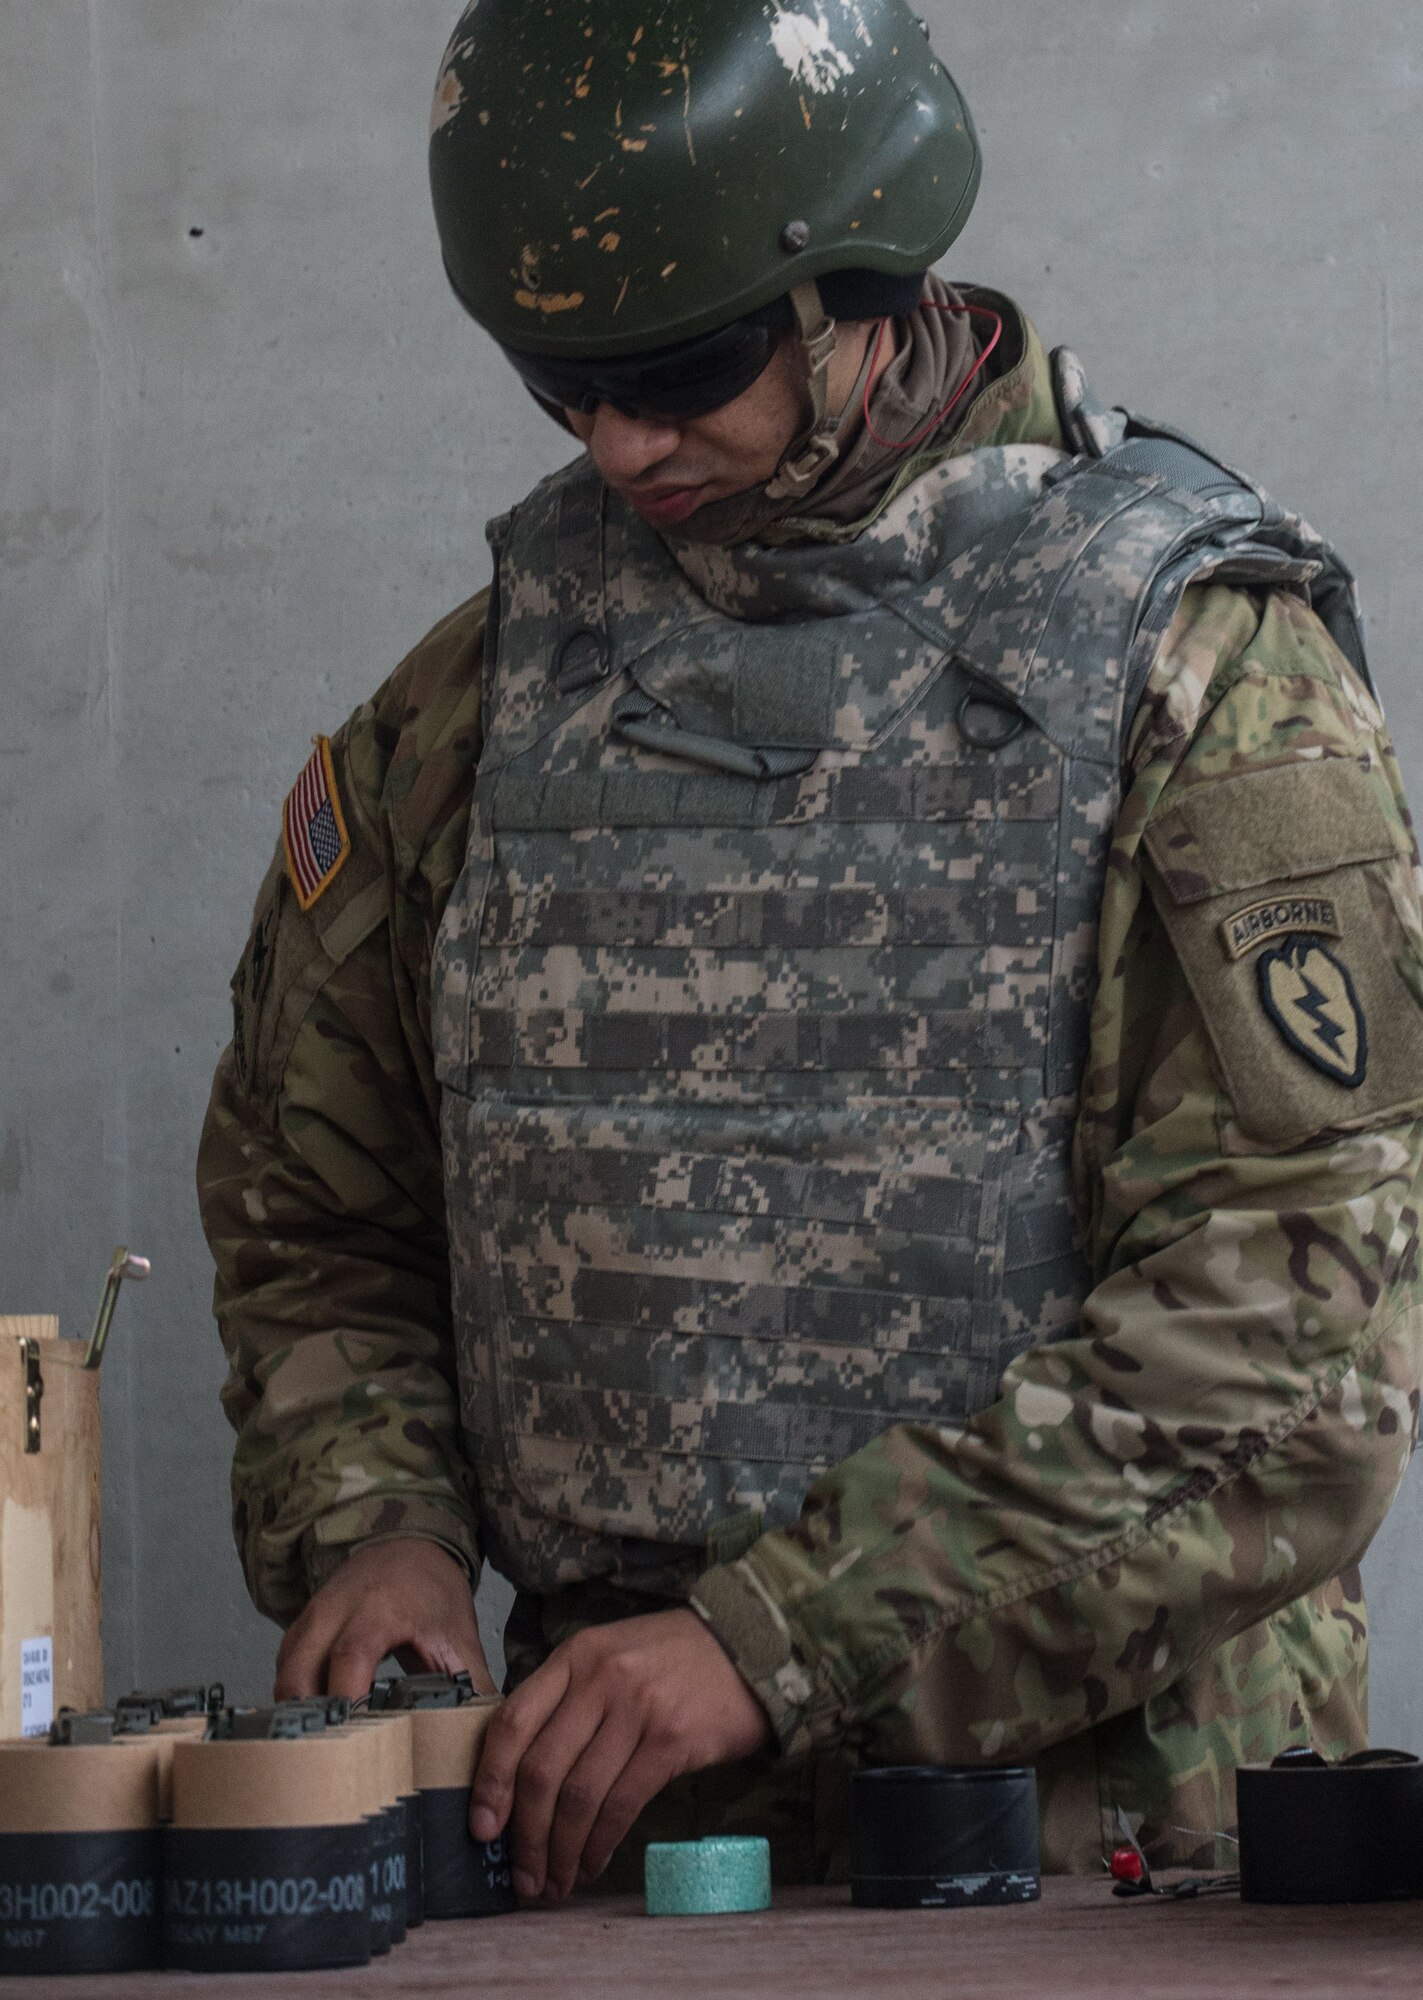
[1143,759,1398,906]
[1143,760,1423,1148]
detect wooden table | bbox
[8,1878,1420,1998]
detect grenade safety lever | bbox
[84,1246,151,1370]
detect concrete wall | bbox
[4,1,1420,1739]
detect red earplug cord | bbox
[861,300,1005,453]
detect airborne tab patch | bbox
[282,737,351,912]
[1221,894,1342,963]
[1258,938,1367,1088]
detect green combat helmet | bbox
[430,0,979,355]
[430,0,981,493]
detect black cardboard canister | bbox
[163,1734,372,1972]
[0,1740,163,1976]
[401,1789,425,1926]
[0,1828,162,1976]
[349,1722,401,1955]
[376,1803,409,1944]
[410,1701,516,1919]
[351,1711,419,1932]
[1237,1753,1423,1904]
[851,1765,1040,1909]
[162,1823,373,1972]
[355,1795,409,1952]
[359,1817,392,1957]
[419,1790,515,1917]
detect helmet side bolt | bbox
[779,219,812,254]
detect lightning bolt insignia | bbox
[1258,938,1367,1090]
[1293,969,1348,1056]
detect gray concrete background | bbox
[3,2,1420,1735]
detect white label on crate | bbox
[20,1636,53,1738]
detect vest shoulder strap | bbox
[1050,345,1375,735]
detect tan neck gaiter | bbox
[667,273,983,551]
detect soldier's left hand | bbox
[468,1607,771,1902]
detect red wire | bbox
[861,301,1005,453]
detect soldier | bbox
[200,0,1423,1903]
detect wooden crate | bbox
[0,1315,103,1737]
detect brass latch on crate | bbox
[18,1335,43,1453]
[12,1247,150,1452]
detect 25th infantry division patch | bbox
[1257,937,1367,1088]
[282,737,351,912]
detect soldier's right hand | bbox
[273,1538,497,1701]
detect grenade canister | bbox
[163,1732,372,1973]
[409,1698,515,1918]
[353,1709,422,1928]
[349,1716,411,1946]
[0,1736,162,1975]
[851,1766,1040,1909]
[1237,1752,1423,1904]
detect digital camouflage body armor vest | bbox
[432,362,1367,1599]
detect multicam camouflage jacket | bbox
[200,299,1423,1874]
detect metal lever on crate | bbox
[83,1246,151,1371]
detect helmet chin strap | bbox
[763,281,844,503]
[664,281,887,547]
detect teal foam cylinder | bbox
[643,1837,772,1917]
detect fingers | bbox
[465,1609,770,1903]
[274,1600,344,1701]
[469,1654,574,1846]
[542,1712,642,1903]
[326,1622,403,1701]
[276,1595,406,1701]
[273,1538,486,1703]
[503,1685,608,1899]
[503,1688,619,1904]
[393,1595,497,1693]
[579,1741,680,1886]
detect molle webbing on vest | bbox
[433,425,1357,1600]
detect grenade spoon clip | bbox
[83,1246,151,1371]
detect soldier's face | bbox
[564,320,881,530]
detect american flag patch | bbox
[282,737,352,912]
